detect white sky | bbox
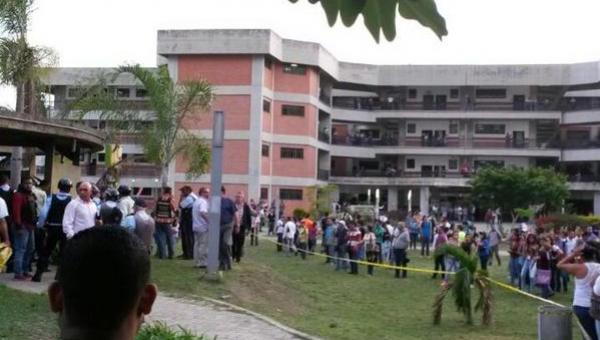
[2,0,600,108]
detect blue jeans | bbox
[574,305,598,340]
[336,245,348,271]
[521,258,533,292]
[13,228,34,276]
[155,223,174,259]
[509,256,523,287]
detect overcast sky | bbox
[2,0,600,108]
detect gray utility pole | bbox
[206,110,224,279]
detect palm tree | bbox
[0,0,57,185]
[117,64,213,187]
[432,244,493,326]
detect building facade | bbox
[43,29,600,216]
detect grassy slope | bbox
[152,240,575,340]
[0,284,58,340]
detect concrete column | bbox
[398,120,406,146]
[594,192,600,216]
[387,187,398,212]
[419,186,430,215]
[247,55,265,200]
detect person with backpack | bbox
[477,231,491,271]
[364,225,379,275]
[11,177,38,280]
[32,178,72,282]
[154,187,176,259]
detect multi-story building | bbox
[43,29,600,217]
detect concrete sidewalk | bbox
[0,271,317,340]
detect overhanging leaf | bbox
[320,0,339,26]
[361,0,381,43]
[339,0,366,27]
[397,0,447,39]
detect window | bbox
[358,160,380,170]
[132,187,153,196]
[282,104,305,117]
[359,129,380,139]
[280,147,304,159]
[262,144,270,157]
[408,89,417,99]
[449,159,458,170]
[260,188,269,200]
[280,189,303,200]
[474,160,504,169]
[475,88,507,99]
[407,123,416,134]
[450,89,459,99]
[135,88,147,98]
[449,122,459,134]
[283,63,306,75]
[263,99,271,113]
[116,88,130,98]
[475,123,506,135]
[264,58,273,70]
[97,153,105,163]
[67,87,83,98]
[406,159,415,169]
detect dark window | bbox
[280,147,304,159]
[449,122,458,134]
[450,89,459,99]
[406,159,415,169]
[280,189,303,200]
[132,187,153,196]
[116,88,130,98]
[262,144,270,157]
[282,104,305,117]
[475,88,507,99]
[98,121,106,129]
[407,123,416,134]
[449,159,458,170]
[475,123,506,135]
[265,58,273,70]
[260,188,269,200]
[408,89,417,99]
[359,129,380,139]
[263,99,271,113]
[283,63,306,75]
[474,160,505,169]
[135,88,147,98]
[97,153,105,163]
[358,160,380,170]
[67,87,83,98]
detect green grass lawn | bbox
[151,238,576,340]
[0,284,58,340]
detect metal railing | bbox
[317,169,330,181]
[318,131,330,143]
[331,135,560,149]
[82,163,160,177]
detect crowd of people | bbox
[0,174,271,282]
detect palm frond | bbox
[433,282,453,325]
[452,268,473,325]
[474,277,493,326]
[435,244,477,273]
[176,134,210,179]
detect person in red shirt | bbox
[11,177,38,280]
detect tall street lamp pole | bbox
[207,110,224,279]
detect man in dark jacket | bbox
[11,177,37,280]
[32,178,72,282]
[232,191,254,264]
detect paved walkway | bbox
[0,271,315,340]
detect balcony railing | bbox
[317,169,330,181]
[560,97,600,112]
[319,93,332,106]
[562,140,600,149]
[335,169,470,178]
[332,135,559,149]
[332,97,557,112]
[318,131,330,143]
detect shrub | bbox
[535,214,600,230]
[136,322,208,340]
[293,208,308,220]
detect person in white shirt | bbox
[275,217,285,252]
[565,229,580,255]
[0,196,9,247]
[179,186,198,260]
[192,187,210,268]
[63,182,98,239]
[117,185,135,227]
[283,217,297,256]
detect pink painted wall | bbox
[178,55,252,85]
[261,155,271,175]
[175,140,248,175]
[264,61,274,90]
[262,111,272,132]
[182,95,250,130]
[273,63,318,96]
[173,182,250,201]
[272,101,317,137]
[271,144,316,178]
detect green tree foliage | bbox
[432,245,492,326]
[117,64,214,187]
[469,166,569,222]
[289,0,447,42]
